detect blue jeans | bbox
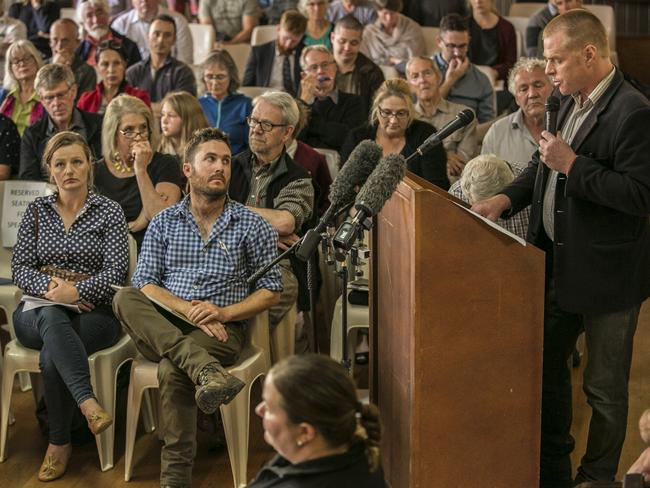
[13,303,121,445]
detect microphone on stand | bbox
[295,140,382,262]
[333,153,407,253]
[409,109,475,161]
[545,96,560,134]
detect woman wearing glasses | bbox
[77,41,150,114]
[198,50,251,155]
[94,95,182,246]
[340,78,449,190]
[0,40,44,135]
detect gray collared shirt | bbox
[416,98,478,160]
[542,67,616,240]
[46,108,87,139]
[481,108,538,171]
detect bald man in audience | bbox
[48,19,96,98]
[330,14,384,116]
[481,57,553,170]
[406,55,478,180]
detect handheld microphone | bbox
[295,140,382,262]
[333,153,407,252]
[414,109,475,157]
[545,96,560,134]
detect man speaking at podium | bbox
[472,10,650,488]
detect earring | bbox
[297,440,304,447]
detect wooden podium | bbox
[369,174,545,488]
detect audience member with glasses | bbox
[299,0,333,50]
[341,78,449,190]
[11,131,129,482]
[298,44,364,152]
[199,50,252,156]
[93,95,182,246]
[433,14,495,123]
[0,40,44,135]
[77,40,150,114]
[20,63,104,181]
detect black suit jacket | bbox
[502,69,650,314]
[19,110,103,181]
[242,40,304,96]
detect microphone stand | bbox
[247,236,320,353]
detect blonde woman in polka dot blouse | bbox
[11,132,129,482]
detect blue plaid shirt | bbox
[132,196,282,306]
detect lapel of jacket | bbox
[563,69,623,152]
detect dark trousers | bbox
[113,287,244,488]
[12,303,121,445]
[540,277,640,487]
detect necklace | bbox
[111,151,133,174]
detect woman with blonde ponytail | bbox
[251,354,387,487]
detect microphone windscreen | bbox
[355,153,407,215]
[329,140,382,206]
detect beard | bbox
[87,26,109,41]
[189,174,229,201]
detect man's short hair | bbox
[280,10,308,36]
[300,44,333,71]
[373,0,402,12]
[507,57,548,95]
[152,13,177,37]
[184,127,231,166]
[460,154,515,204]
[439,13,469,34]
[405,56,441,79]
[544,9,609,57]
[52,18,81,39]
[35,63,77,93]
[333,14,363,33]
[253,91,300,128]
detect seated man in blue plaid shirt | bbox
[113,127,282,488]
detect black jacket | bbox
[340,119,449,190]
[19,110,103,181]
[299,92,365,152]
[243,40,304,96]
[248,444,388,488]
[230,149,316,311]
[501,69,650,313]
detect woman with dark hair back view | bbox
[251,354,387,487]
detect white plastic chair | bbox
[60,7,76,20]
[237,86,270,99]
[505,16,527,59]
[508,2,544,18]
[314,147,340,180]
[329,294,369,363]
[421,26,440,57]
[124,311,271,488]
[0,235,139,471]
[250,25,278,46]
[270,303,297,364]
[221,43,252,83]
[189,23,216,65]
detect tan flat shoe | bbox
[86,407,112,436]
[38,453,69,482]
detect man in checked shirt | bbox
[113,127,282,488]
